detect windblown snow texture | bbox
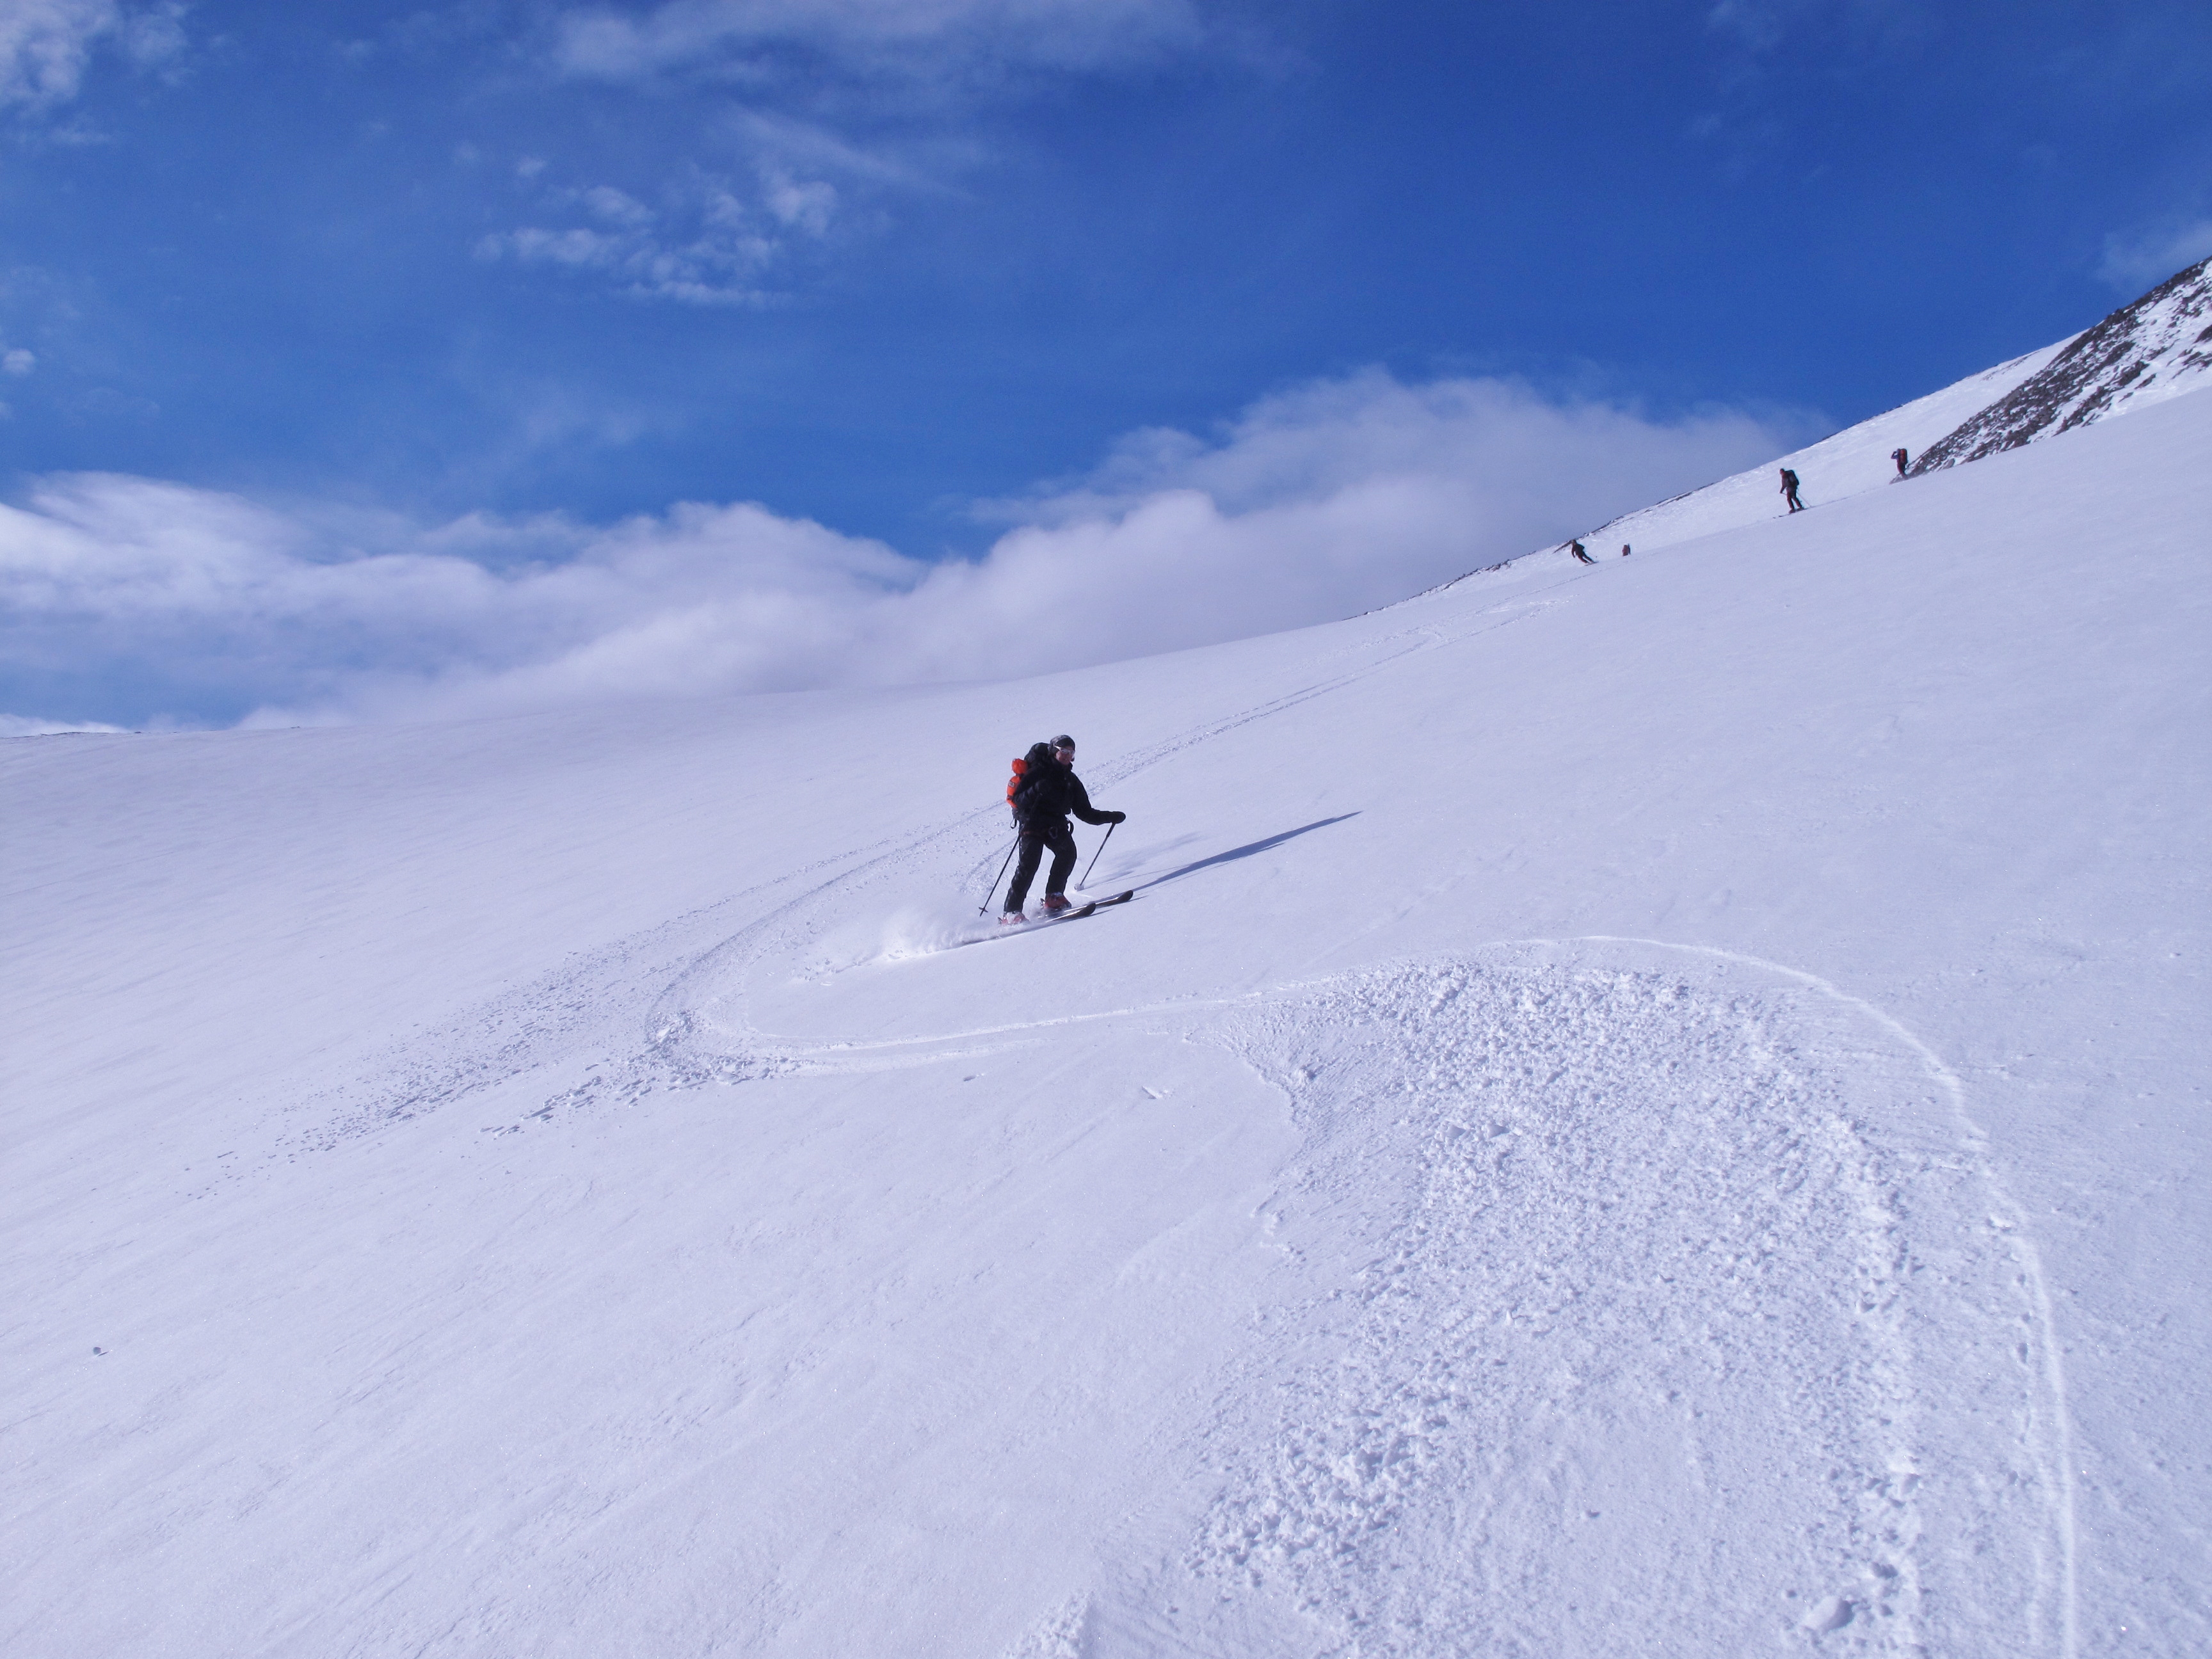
[1908,257,2212,474]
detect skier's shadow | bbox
[1128,813,1359,893]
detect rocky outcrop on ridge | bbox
[1908,257,2211,474]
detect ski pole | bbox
[979,837,1020,916]
[1079,820,1116,889]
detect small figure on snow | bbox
[1891,447,1909,478]
[1780,468,1806,513]
[1569,540,1596,565]
[1621,543,1632,557]
[1003,735,1124,923]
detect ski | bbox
[1043,889,1135,923]
[984,890,1135,939]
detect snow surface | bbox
[6,383,2210,1656]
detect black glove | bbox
[1108,811,1126,824]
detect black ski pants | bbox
[1005,820,1078,912]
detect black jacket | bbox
[1013,757,1112,831]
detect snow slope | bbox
[1494,257,2211,567]
[1542,339,2067,559]
[6,387,2209,1657]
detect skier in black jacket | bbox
[1004,735,1123,921]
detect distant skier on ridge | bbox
[1002,735,1124,924]
[1569,540,1596,564]
[1780,468,1806,513]
[1891,447,1910,478]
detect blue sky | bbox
[3,0,2209,728]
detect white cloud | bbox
[2097,218,2212,293]
[764,168,836,232]
[1,711,125,734]
[4,347,36,374]
[477,168,831,304]
[0,0,181,112]
[550,0,1207,83]
[119,0,181,70]
[0,0,118,109]
[1704,0,1914,49]
[0,373,1804,728]
[510,2,1217,305]
[582,184,656,227]
[1706,0,1791,52]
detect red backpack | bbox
[1005,756,1028,815]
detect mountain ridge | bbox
[1910,255,2212,473]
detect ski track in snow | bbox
[228,572,2076,1657]
[1078,946,2076,1658]
[262,591,1510,1158]
[694,921,2069,1650]
[645,933,2072,1658]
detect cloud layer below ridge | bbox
[0,371,1802,730]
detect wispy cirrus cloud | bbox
[2097,216,2212,291]
[475,163,840,304]
[1,370,1805,729]
[549,0,1210,84]
[0,0,182,114]
[1,0,120,110]
[1703,0,1920,54]
[482,0,1123,305]
[473,0,1236,303]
